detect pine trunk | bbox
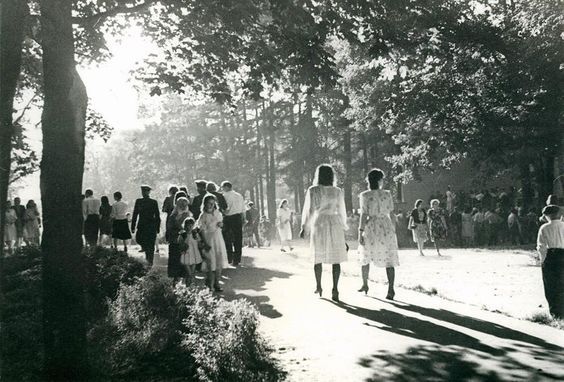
[267,111,277,221]
[40,0,89,379]
[343,128,353,213]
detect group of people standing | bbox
[3,197,41,254]
[81,180,247,292]
[300,164,399,303]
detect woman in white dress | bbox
[357,169,399,300]
[300,164,348,302]
[277,199,293,252]
[4,200,18,254]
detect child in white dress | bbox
[197,195,228,292]
[179,217,206,286]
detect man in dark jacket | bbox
[190,180,208,220]
[131,185,161,265]
[206,182,228,213]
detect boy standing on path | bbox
[537,205,564,319]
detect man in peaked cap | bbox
[131,185,161,265]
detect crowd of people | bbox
[3,167,563,319]
[3,197,41,254]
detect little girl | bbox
[178,217,207,285]
[197,195,228,292]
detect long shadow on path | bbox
[221,256,291,319]
[375,298,564,359]
[329,300,564,381]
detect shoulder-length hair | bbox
[172,197,190,216]
[201,194,217,214]
[313,164,335,186]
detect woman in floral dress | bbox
[357,169,399,300]
[428,199,448,256]
[300,164,348,302]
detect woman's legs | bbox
[332,264,341,301]
[314,263,322,294]
[360,264,369,288]
[113,238,119,250]
[434,240,441,256]
[386,267,395,299]
[417,239,425,255]
[214,268,222,291]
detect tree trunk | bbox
[519,160,534,210]
[361,133,369,173]
[0,1,27,379]
[40,0,89,379]
[267,108,277,222]
[0,0,27,259]
[343,128,353,213]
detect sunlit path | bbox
[165,245,564,382]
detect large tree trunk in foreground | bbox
[0,1,27,379]
[40,0,88,379]
[0,0,27,258]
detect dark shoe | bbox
[385,291,395,300]
[214,285,223,292]
[289,247,294,251]
[280,248,286,252]
[358,285,369,295]
[314,287,323,297]
[332,288,339,302]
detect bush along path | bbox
[196,245,564,382]
[1,247,285,381]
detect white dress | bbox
[277,207,292,241]
[4,209,17,242]
[358,190,399,267]
[301,185,348,264]
[197,209,228,271]
[181,231,203,266]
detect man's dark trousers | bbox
[224,214,243,265]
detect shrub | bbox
[1,247,44,382]
[90,272,285,381]
[84,247,148,322]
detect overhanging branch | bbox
[72,0,159,27]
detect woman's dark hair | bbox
[101,196,110,206]
[314,164,335,186]
[183,217,196,228]
[464,206,472,214]
[279,199,288,209]
[175,191,188,201]
[414,199,423,208]
[201,194,217,214]
[169,185,179,195]
[547,194,559,206]
[113,191,122,200]
[367,168,385,190]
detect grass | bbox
[527,312,564,330]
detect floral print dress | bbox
[428,208,447,242]
[358,190,399,267]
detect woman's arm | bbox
[299,188,311,238]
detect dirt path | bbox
[214,245,564,382]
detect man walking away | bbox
[221,181,245,265]
[131,185,161,265]
[82,189,101,247]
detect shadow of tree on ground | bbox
[330,301,564,381]
[221,256,291,319]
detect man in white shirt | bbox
[221,181,245,266]
[537,205,564,319]
[82,189,101,247]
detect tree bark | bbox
[40,0,89,379]
[266,105,277,221]
[0,1,28,379]
[0,0,27,259]
[343,128,353,213]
